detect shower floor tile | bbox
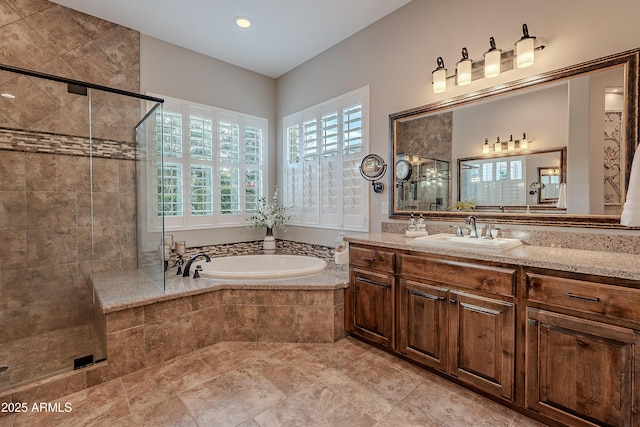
[7,337,548,427]
[0,324,101,393]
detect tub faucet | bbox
[182,253,211,277]
[465,215,479,238]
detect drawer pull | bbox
[566,292,600,303]
[361,257,376,262]
[409,289,445,301]
[356,276,391,288]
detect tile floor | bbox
[2,338,546,427]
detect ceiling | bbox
[51,0,413,78]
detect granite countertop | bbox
[346,233,640,281]
[95,262,349,313]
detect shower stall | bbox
[0,64,163,393]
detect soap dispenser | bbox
[417,213,426,232]
[408,213,417,232]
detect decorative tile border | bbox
[159,239,335,264]
[0,127,137,160]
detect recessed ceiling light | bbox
[1,93,15,99]
[234,16,252,29]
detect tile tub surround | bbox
[92,261,348,384]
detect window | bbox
[283,86,369,231]
[155,95,267,229]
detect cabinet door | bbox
[526,308,639,427]
[348,269,394,348]
[449,291,515,401]
[397,279,448,372]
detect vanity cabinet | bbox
[346,245,396,348]
[346,242,640,426]
[398,254,516,401]
[525,271,640,427]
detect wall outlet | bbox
[381,201,388,215]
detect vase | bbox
[263,227,276,254]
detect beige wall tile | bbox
[0,191,25,231]
[0,151,25,190]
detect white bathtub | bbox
[196,254,327,279]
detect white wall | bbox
[140,0,640,247]
[139,36,278,246]
[277,0,640,244]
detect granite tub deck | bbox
[91,262,349,388]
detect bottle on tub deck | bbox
[417,213,426,232]
[334,232,349,264]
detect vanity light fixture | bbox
[234,16,252,29]
[481,133,531,154]
[516,24,536,68]
[484,37,502,78]
[482,138,490,154]
[431,24,544,94]
[432,57,447,94]
[494,136,502,152]
[456,48,472,86]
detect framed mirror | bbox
[390,48,639,227]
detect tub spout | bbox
[182,253,211,277]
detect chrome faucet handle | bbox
[450,224,463,237]
[483,225,500,239]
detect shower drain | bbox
[0,366,8,373]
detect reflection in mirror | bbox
[390,48,639,227]
[458,147,566,211]
[538,166,561,203]
[395,154,449,211]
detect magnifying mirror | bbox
[360,154,387,193]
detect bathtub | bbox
[195,254,327,279]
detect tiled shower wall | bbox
[0,150,137,341]
[0,0,141,343]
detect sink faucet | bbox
[182,253,211,277]
[465,215,479,238]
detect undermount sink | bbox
[412,233,523,252]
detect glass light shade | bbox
[520,137,528,149]
[484,48,502,78]
[482,143,490,154]
[432,68,447,93]
[494,141,502,152]
[508,139,515,150]
[456,58,472,86]
[516,36,535,68]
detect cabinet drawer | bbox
[527,273,640,324]
[400,254,515,296]
[350,246,395,273]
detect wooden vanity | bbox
[345,236,640,427]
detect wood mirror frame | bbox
[389,48,639,228]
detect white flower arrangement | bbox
[247,186,291,229]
